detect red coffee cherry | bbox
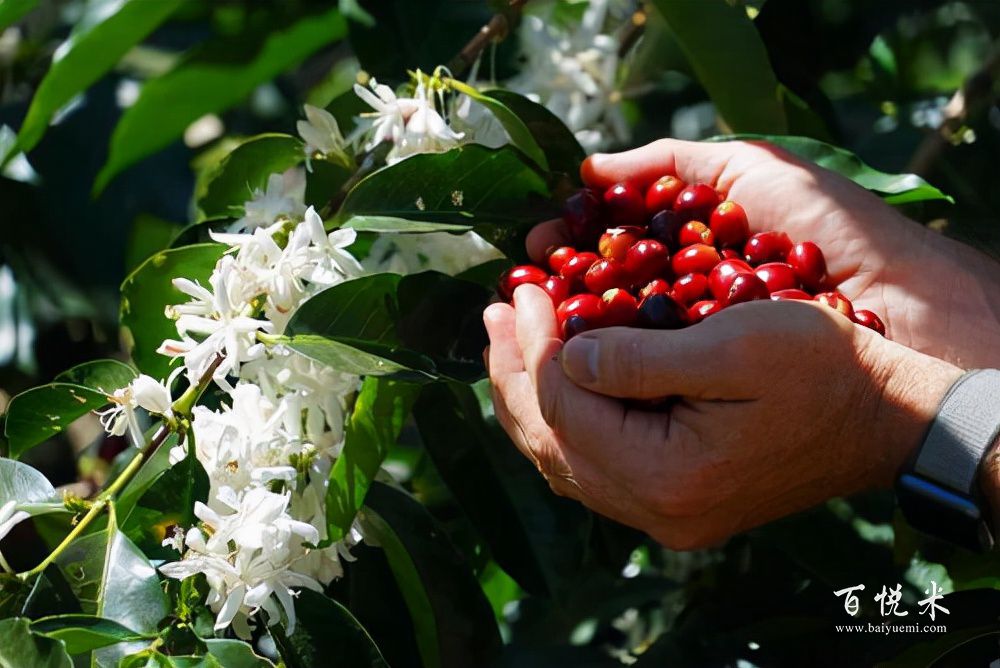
[560,251,599,286]
[770,288,813,301]
[541,275,570,306]
[744,231,793,266]
[647,209,684,250]
[639,278,671,300]
[584,258,630,295]
[672,272,709,306]
[645,175,686,213]
[563,188,605,245]
[547,246,576,274]
[754,262,798,293]
[678,221,714,247]
[707,259,753,301]
[854,309,886,336]
[598,226,644,263]
[603,181,646,227]
[624,239,671,286]
[498,265,548,301]
[636,293,690,330]
[674,183,721,221]
[787,241,828,291]
[563,314,592,340]
[709,201,750,248]
[557,293,604,329]
[601,288,639,327]
[720,248,743,261]
[724,272,770,306]
[814,291,855,319]
[671,243,721,276]
[688,299,721,323]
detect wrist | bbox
[864,337,964,489]
[979,438,1000,537]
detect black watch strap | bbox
[896,369,1000,552]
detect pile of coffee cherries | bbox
[498,176,886,340]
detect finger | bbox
[559,307,766,400]
[484,303,524,376]
[526,219,571,265]
[581,138,758,193]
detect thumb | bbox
[559,318,753,400]
[581,138,757,191]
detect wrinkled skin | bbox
[484,139,1000,549]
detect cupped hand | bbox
[484,284,961,549]
[528,139,1000,368]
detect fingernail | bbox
[562,336,598,384]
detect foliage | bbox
[0,0,998,666]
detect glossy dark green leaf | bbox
[31,615,146,654]
[708,134,953,204]
[304,157,353,210]
[324,378,417,545]
[0,457,59,511]
[13,0,185,157]
[284,272,490,382]
[447,79,549,171]
[119,651,222,668]
[121,438,209,560]
[94,8,347,193]
[54,359,137,393]
[114,432,179,523]
[21,566,82,619]
[649,0,788,133]
[336,145,552,253]
[203,640,274,668]
[0,617,72,668]
[120,244,226,380]
[0,0,37,32]
[481,89,586,179]
[364,482,502,668]
[272,590,387,668]
[195,134,305,220]
[343,215,472,234]
[413,381,591,597]
[54,526,167,665]
[4,384,110,459]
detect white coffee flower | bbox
[0,500,29,543]
[297,104,348,159]
[95,373,174,447]
[230,173,307,233]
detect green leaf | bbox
[324,378,417,545]
[283,272,491,382]
[120,244,226,380]
[203,640,274,668]
[0,617,73,668]
[54,359,137,392]
[343,215,473,234]
[13,0,185,157]
[0,0,37,32]
[120,438,209,559]
[271,590,387,668]
[126,215,184,273]
[0,458,59,514]
[480,89,586,179]
[364,482,502,668]
[54,525,167,665]
[4,384,111,459]
[195,134,305,220]
[413,381,592,597]
[94,8,347,193]
[114,432,180,522]
[649,0,787,133]
[21,566,82,619]
[447,79,549,171]
[336,145,552,254]
[304,156,353,209]
[120,651,222,668]
[708,134,953,204]
[31,615,146,654]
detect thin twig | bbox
[446,0,530,77]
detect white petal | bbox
[214,583,247,630]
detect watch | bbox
[895,368,1000,552]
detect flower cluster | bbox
[145,188,364,634]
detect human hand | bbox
[484,284,962,549]
[527,139,1000,368]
